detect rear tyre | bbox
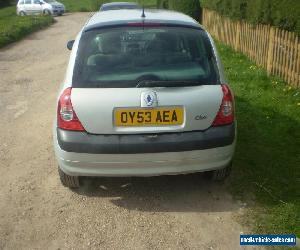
[19,11,26,16]
[58,167,80,188]
[206,162,232,182]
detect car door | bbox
[23,0,33,14]
[31,0,43,14]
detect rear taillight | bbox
[57,87,85,131]
[212,84,234,126]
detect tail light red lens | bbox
[57,87,85,131]
[212,84,235,126]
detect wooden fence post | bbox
[235,21,241,51]
[297,42,300,87]
[267,27,275,75]
[291,36,298,86]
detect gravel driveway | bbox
[0,13,257,250]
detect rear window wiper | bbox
[136,80,204,88]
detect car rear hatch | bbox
[65,24,231,135]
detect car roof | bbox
[84,9,202,31]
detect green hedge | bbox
[157,0,168,9]
[157,0,201,21]
[0,0,11,8]
[0,6,54,48]
[201,0,300,36]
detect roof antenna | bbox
[141,3,146,18]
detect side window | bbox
[25,0,32,4]
[33,0,40,4]
[19,0,25,5]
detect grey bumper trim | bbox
[57,123,235,154]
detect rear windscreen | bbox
[72,26,220,88]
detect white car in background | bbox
[17,0,65,16]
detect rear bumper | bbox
[57,123,235,154]
[54,124,236,177]
[52,9,64,15]
[55,144,235,177]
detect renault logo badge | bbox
[141,91,158,107]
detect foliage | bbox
[168,0,201,20]
[0,6,54,48]
[0,0,11,8]
[157,0,168,9]
[202,0,300,36]
[156,0,202,21]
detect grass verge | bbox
[59,0,157,12]
[217,42,300,237]
[0,6,54,48]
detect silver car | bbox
[17,0,65,16]
[54,9,236,188]
[100,2,140,11]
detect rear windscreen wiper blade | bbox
[136,80,203,88]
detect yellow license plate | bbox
[115,107,184,127]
